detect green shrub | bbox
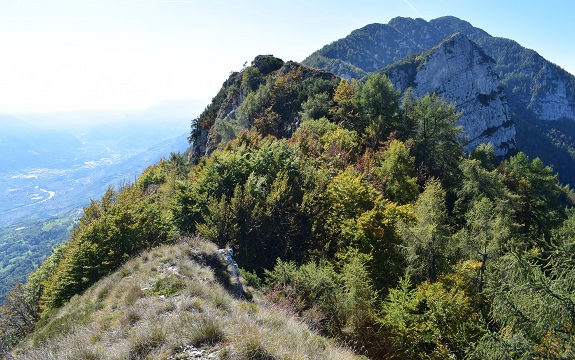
[41,185,173,309]
[239,267,262,288]
[149,277,185,297]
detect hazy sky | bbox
[1,0,574,114]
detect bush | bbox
[41,185,173,309]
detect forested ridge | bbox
[2,56,575,359]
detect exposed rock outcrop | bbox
[527,63,575,120]
[382,33,516,155]
[217,248,243,299]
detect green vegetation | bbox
[40,183,174,309]
[515,115,575,186]
[2,58,575,359]
[0,217,76,302]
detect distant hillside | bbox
[0,217,76,303]
[0,114,83,172]
[303,15,575,121]
[379,33,515,155]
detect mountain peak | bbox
[387,16,433,29]
[303,15,575,171]
[437,32,494,64]
[251,54,285,75]
[380,28,515,155]
[429,16,491,38]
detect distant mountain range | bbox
[303,16,575,185]
[303,16,575,122]
[0,114,84,172]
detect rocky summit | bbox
[303,15,575,125]
[382,33,515,155]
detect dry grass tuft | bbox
[127,324,166,360]
[122,285,144,305]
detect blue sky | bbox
[0,0,573,114]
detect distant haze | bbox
[9,99,207,134]
[0,1,574,115]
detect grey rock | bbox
[528,64,575,120]
[383,33,516,155]
[217,248,243,299]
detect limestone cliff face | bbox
[527,63,575,120]
[383,33,516,155]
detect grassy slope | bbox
[14,237,360,360]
